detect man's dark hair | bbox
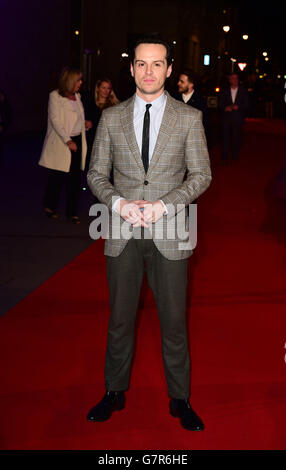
[131,36,172,66]
[180,69,197,86]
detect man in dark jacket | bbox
[219,73,248,163]
[176,70,210,145]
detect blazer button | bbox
[144,180,149,185]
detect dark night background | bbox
[0,0,285,134]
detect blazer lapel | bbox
[120,95,145,173]
[147,92,178,176]
[228,87,233,104]
[234,86,241,104]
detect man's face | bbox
[177,74,194,94]
[229,74,239,87]
[130,43,172,100]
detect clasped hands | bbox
[118,199,166,228]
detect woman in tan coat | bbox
[39,66,89,224]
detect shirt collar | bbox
[134,91,167,112]
[182,90,194,102]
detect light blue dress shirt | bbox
[133,92,167,161]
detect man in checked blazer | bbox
[87,37,212,431]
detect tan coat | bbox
[87,91,212,260]
[39,90,87,173]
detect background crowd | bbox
[1,62,285,223]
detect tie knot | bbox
[146,104,152,111]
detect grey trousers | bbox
[105,237,190,399]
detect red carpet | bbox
[1,119,286,449]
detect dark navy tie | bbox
[141,104,152,173]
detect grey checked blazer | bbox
[87,91,212,260]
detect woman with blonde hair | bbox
[39,66,91,224]
[84,78,119,170]
[94,78,119,109]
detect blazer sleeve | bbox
[238,88,249,113]
[160,111,212,209]
[48,91,70,144]
[218,89,229,112]
[87,111,122,210]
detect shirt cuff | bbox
[112,197,124,213]
[159,199,168,215]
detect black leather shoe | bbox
[170,399,204,431]
[44,207,59,219]
[70,216,80,225]
[87,391,125,422]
